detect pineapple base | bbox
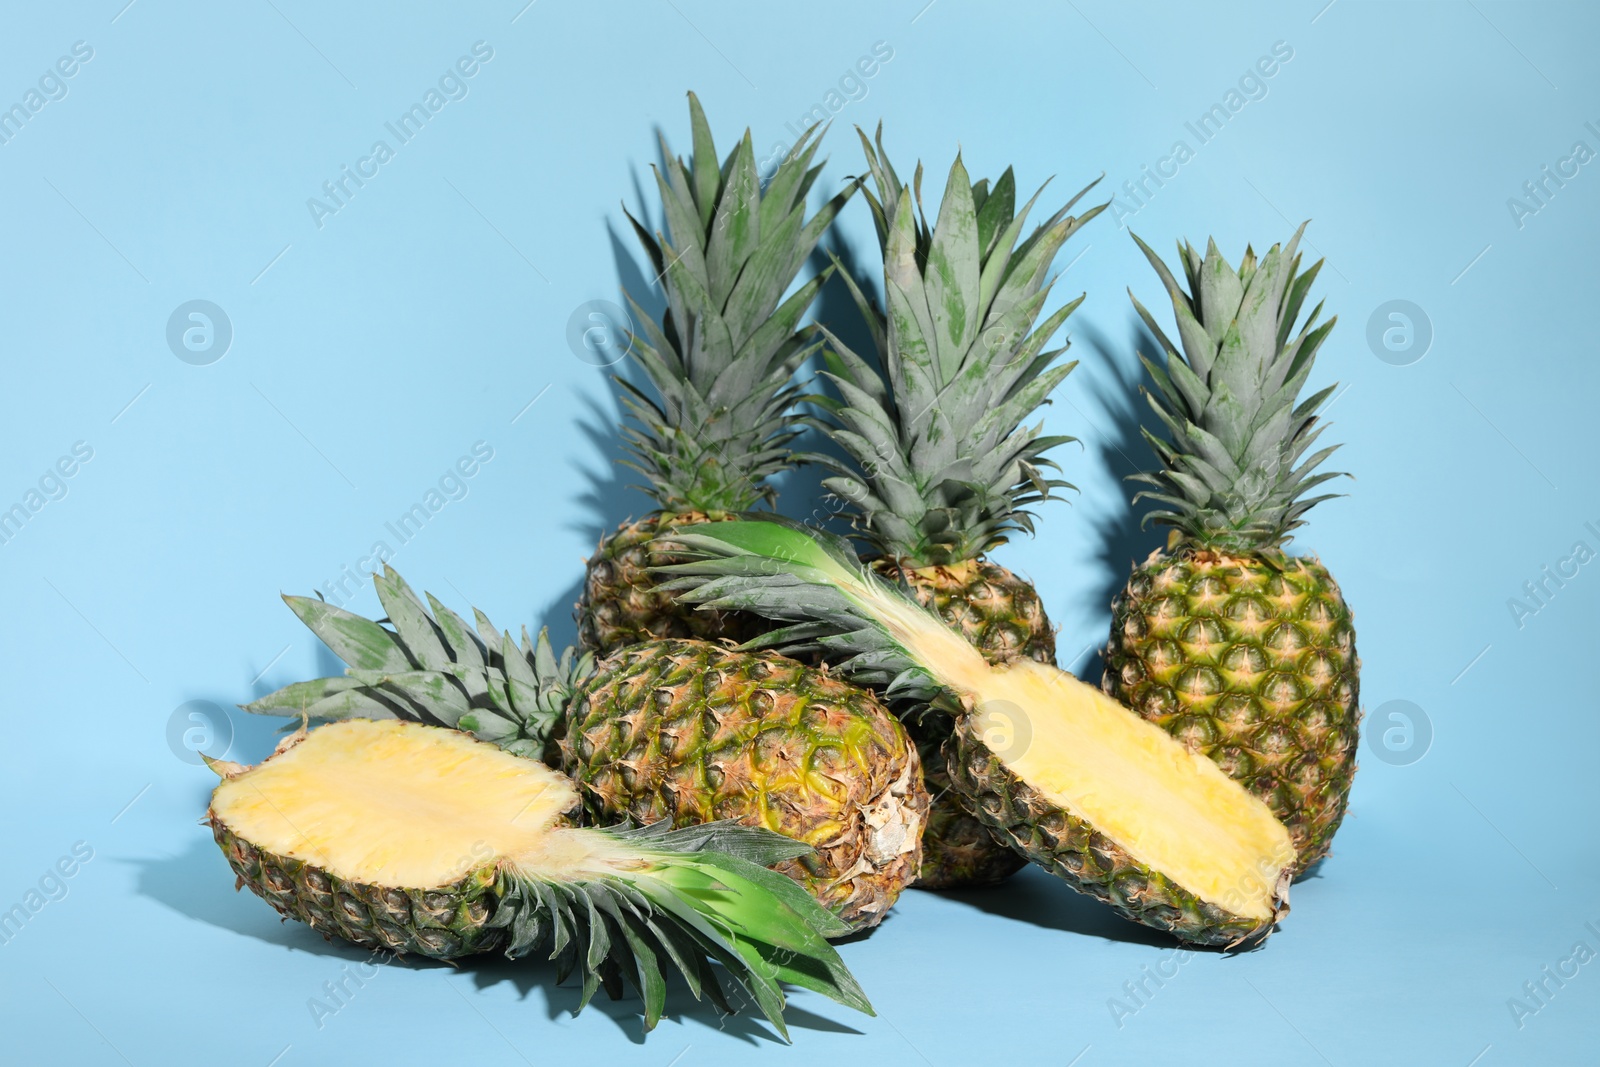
[577,512,765,654]
[561,640,927,929]
[1104,548,1360,875]
[213,821,503,959]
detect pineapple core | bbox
[963,660,1295,919]
[211,720,629,888]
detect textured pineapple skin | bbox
[560,640,927,930]
[882,558,1047,889]
[210,819,500,960]
[907,721,1026,888]
[577,512,765,655]
[1103,548,1360,877]
[889,558,1057,665]
[944,713,1289,947]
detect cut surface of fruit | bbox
[968,659,1294,921]
[210,720,600,889]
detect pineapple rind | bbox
[889,558,1056,666]
[945,714,1288,947]
[1104,549,1359,874]
[212,820,501,959]
[907,722,1025,889]
[561,639,927,929]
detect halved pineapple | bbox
[207,719,873,1036]
[665,518,1298,946]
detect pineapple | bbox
[246,568,926,931]
[1103,225,1359,876]
[662,518,1297,947]
[206,718,872,1037]
[807,128,1105,886]
[576,92,855,653]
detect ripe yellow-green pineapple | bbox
[809,128,1104,887]
[661,518,1298,947]
[207,719,873,1038]
[560,639,926,929]
[247,567,926,931]
[576,93,855,654]
[1102,225,1359,876]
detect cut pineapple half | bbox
[210,719,624,888]
[963,659,1295,922]
[206,719,874,1037]
[663,517,1298,945]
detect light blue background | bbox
[2,1,1595,1063]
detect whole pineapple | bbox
[247,568,926,931]
[1103,224,1359,876]
[577,93,854,654]
[810,128,1104,886]
[561,639,926,928]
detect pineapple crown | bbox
[1129,223,1347,553]
[805,126,1106,567]
[617,92,855,515]
[243,566,586,760]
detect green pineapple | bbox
[807,128,1105,886]
[576,92,854,653]
[207,718,873,1038]
[662,518,1297,947]
[246,567,926,931]
[1102,224,1359,876]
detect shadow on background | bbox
[927,865,1179,949]
[931,865,1269,954]
[772,240,878,541]
[135,837,860,1045]
[1070,316,1169,685]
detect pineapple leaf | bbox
[686,91,720,228]
[283,595,410,673]
[374,567,451,671]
